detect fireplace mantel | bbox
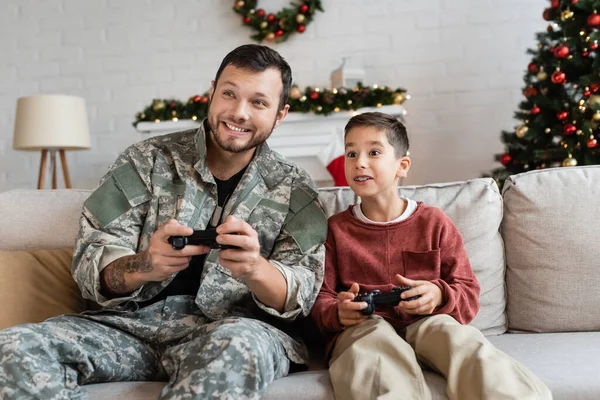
[135,105,406,183]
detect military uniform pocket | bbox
[402,249,441,281]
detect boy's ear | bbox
[397,156,411,179]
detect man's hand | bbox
[395,274,443,315]
[100,219,209,298]
[215,215,287,311]
[216,215,264,280]
[337,282,369,327]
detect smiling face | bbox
[344,125,410,200]
[207,65,289,154]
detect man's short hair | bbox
[214,44,292,111]
[344,112,409,158]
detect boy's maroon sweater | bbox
[311,203,480,351]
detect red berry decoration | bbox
[591,42,599,50]
[531,106,541,115]
[528,63,540,73]
[243,16,251,24]
[500,153,512,166]
[297,25,306,33]
[256,9,265,17]
[554,45,570,59]
[557,111,569,121]
[564,124,577,135]
[551,70,566,84]
[588,14,600,28]
[299,3,309,13]
[588,138,598,148]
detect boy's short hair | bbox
[214,44,292,111]
[344,112,409,158]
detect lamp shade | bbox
[13,95,91,150]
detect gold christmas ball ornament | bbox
[289,87,302,100]
[537,71,548,80]
[593,112,600,121]
[260,21,268,29]
[588,95,600,107]
[393,93,406,104]
[152,100,165,111]
[235,1,245,10]
[265,32,275,41]
[516,124,529,138]
[562,157,578,167]
[296,14,306,24]
[545,128,551,133]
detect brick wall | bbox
[0,0,547,190]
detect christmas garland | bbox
[133,83,409,127]
[233,0,323,43]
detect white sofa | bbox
[1,166,599,399]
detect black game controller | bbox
[168,228,238,250]
[354,286,421,315]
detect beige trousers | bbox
[328,314,552,400]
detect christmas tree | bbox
[490,0,600,188]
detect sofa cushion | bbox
[0,189,91,251]
[318,177,506,335]
[502,166,600,333]
[0,248,86,330]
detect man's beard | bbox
[207,109,277,154]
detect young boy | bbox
[311,112,552,400]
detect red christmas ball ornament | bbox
[584,89,591,97]
[256,9,265,17]
[588,13,600,28]
[588,137,598,148]
[200,96,209,104]
[583,50,590,57]
[309,90,319,100]
[551,0,559,7]
[524,87,538,97]
[564,123,577,135]
[557,111,569,121]
[528,63,540,73]
[591,83,600,93]
[543,8,553,21]
[297,25,306,33]
[551,70,566,84]
[275,29,284,37]
[169,101,176,108]
[591,42,599,50]
[299,3,309,13]
[193,95,202,102]
[500,153,512,166]
[243,16,251,24]
[531,106,541,115]
[549,46,555,53]
[266,13,275,22]
[572,0,579,4]
[554,45,570,59]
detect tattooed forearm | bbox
[100,251,153,298]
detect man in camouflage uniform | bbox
[0,44,327,400]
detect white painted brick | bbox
[0,0,555,189]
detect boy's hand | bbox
[395,274,443,315]
[337,282,369,327]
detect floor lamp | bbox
[13,95,91,189]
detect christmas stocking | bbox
[318,129,348,186]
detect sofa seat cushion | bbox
[0,248,86,330]
[85,332,600,400]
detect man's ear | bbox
[397,156,411,178]
[209,80,215,98]
[274,104,290,129]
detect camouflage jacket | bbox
[72,122,327,325]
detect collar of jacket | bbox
[194,118,288,189]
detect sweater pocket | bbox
[401,249,441,282]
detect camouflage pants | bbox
[0,296,291,400]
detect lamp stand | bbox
[37,149,72,189]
